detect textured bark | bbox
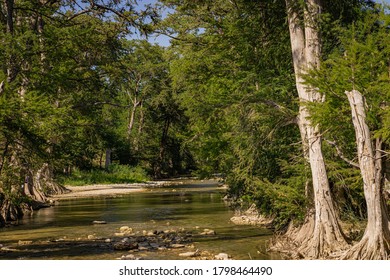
[33,163,69,196]
[133,102,144,152]
[277,0,349,258]
[342,90,390,259]
[154,118,170,178]
[105,148,112,169]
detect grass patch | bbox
[60,164,150,186]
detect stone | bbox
[105,239,111,243]
[92,220,107,224]
[138,246,149,251]
[18,240,33,245]
[121,254,136,260]
[170,244,185,249]
[87,235,95,240]
[230,204,274,226]
[179,250,200,257]
[113,242,138,251]
[120,226,132,233]
[200,229,216,235]
[214,253,229,260]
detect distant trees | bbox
[0,0,188,225]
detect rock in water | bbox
[179,250,200,257]
[120,226,132,233]
[170,244,185,249]
[214,253,229,260]
[18,240,33,245]
[92,220,107,224]
[200,229,216,235]
[113,242,138,251]
[121,254,136,260]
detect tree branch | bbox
[325,139,360,169]
[0,81,4,96]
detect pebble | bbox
[214,253,229,260]
[121,254,136,260]
[170,244,185,248]
[120,226,132,233]
[18,240,33,245]
[113,242,138,251]
[179,250,199,257]
[92,220,107,224]
[200,229,216,235]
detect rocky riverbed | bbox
[0,223,230,260]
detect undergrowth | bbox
[59,164,150,186]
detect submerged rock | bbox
[113,241,138,251]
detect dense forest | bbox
[0,0,390,259]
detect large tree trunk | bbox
[342,90,390,259]
[274,0,349,258]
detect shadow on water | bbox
[0,240,115,260]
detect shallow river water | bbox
[0,180,280,260]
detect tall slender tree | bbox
[306,7,390,259]
[268,0,350,258]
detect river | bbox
[0,180,279,260]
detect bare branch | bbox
[325,139,360,169]
[0,81,4,96]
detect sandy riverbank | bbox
[51,181,182,200]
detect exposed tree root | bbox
[341,237,389,259]
[0,197,24,225]
[269,211,350,259]
[339,228,390,260]
[34,163,70,196]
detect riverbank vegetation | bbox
[59,165,150,186]
[0,0,389,259]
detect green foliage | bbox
[228,157,308,230]
[60,164,150,186]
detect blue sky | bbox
[139,0,390,47]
